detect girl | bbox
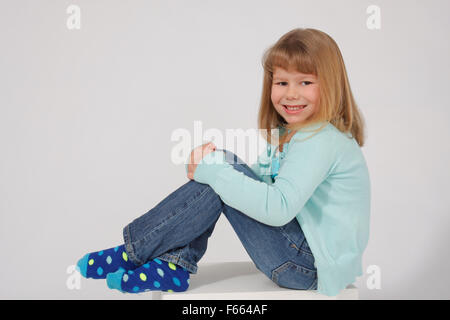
[76,28,370,297]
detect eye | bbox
[274,81,313,86]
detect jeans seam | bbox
[279,227,314,257]
[157,253,198,274]
[123,224,144,266]
[307,277,318,290]
[271,260,317,287]
[271,261,290,284]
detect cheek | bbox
[271,88,282,104]
[270,88,276,102]
[310,87,320,103]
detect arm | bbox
[193,131,338,227]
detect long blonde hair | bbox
[257,28,366,147]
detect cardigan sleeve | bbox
[193,131,338,226]
[249,162,261,179]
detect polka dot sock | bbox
[106,258,190,293]
[76,245,138,279]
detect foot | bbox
[106,258,190,293]
[76,245,138,279]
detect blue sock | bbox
[76,245,138,279]
[106,258,190,293]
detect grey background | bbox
[1,0,449,299]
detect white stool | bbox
[152,261,358,300]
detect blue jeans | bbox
[123,150,318,290]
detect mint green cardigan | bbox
[187,122,371,296]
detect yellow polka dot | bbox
[88,259,94,266]
[140,273,147,281]
[168,262,176,270]
[122,251,128,262]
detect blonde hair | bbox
[257,28,366,147]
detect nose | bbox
[286,85,299,100]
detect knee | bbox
[217,149,259,180]
[217,149,247,167]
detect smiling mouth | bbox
[283,105,307,111]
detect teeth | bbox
[285,105,305,110]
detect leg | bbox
[77,172,224,281]
[122,174,224,274]
[112,149,317,292]
[144,149,318,290]
[106,175,225,293]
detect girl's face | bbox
[271,67,320,126]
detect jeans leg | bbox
[123,177,224,274]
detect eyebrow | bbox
[273,74,315,80]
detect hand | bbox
[187,142,217,180]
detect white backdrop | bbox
[1,0,449,299]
